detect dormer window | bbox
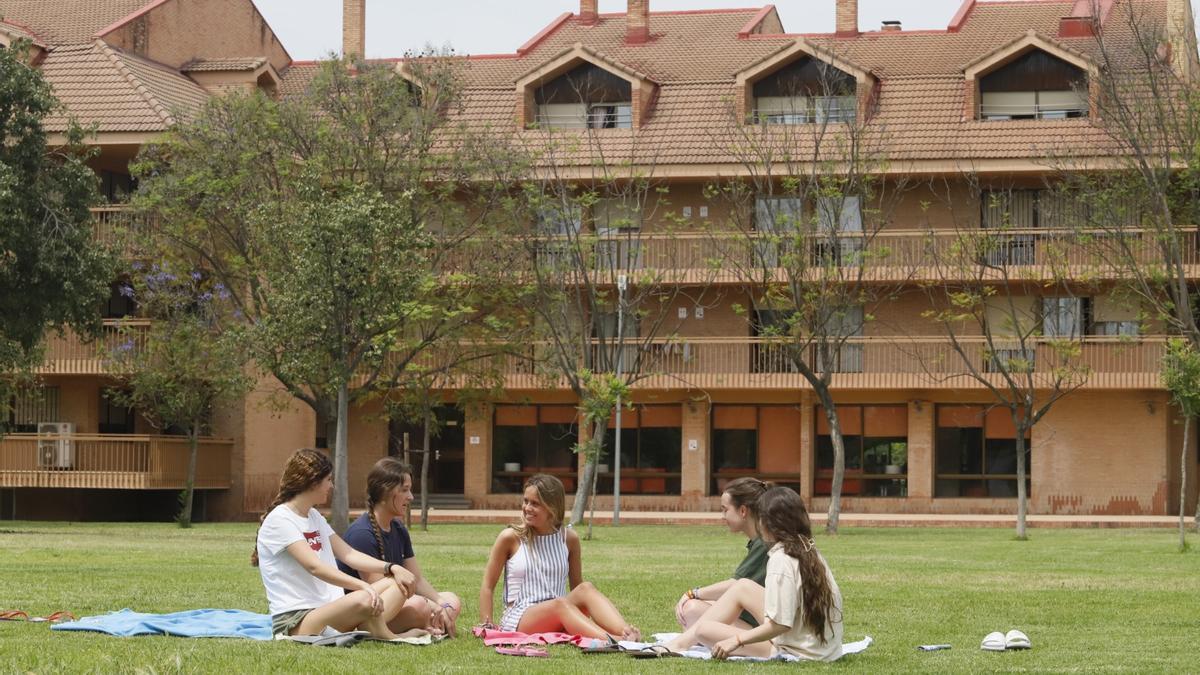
[752,58,857,124]
[980,51,1087,120]
[535,63,632,129]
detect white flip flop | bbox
[980,631,1006,651]
[1005,629,1031,650]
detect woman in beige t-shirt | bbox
[661,487,843,661]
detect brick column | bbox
[626,0,649,44]
[800,392,815,503]
[342,0,365,58]
[835,0,858,36]
[681,400,709,498]
[463,404,492,503]
[580,0,598,26]
[907,400,934,499]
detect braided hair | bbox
[756,487,841,643]
[251,448,332,566]
[365,456,413,562]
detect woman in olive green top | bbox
[675,477,771,629]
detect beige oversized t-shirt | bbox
[762,542,844,661]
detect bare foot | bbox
[622,624,642,642]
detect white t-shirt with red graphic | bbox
[257,504,343,616]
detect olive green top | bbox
[731,537,768,626]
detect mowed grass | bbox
[1,522,1197,673]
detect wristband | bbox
[690,587,701,601]
[386,562,397,576]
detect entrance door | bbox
[390,406,465,494]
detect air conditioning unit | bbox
[37,422,76,469]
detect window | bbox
[597,405,682,495]
[534,202,582,271]
[814,195,863,265]
[593,197,642,270]
[935,405,1031,497]
[1042,296,1088,339]
[102,279,138,319]
[753,196,804,267]
[711,405,803,494]
[752,58,857,124]
[534,63,633,130]
[592,308,639,371]
[751,308,796,373]
[979,50,1088,120]
[816,404,907,497]
[492,405,577,493]
[814,307,864,373]
[8,387,60,433]
[99,393,136,434]
[1090,294,1140,337]
[99,171,137,203]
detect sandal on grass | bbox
[30,611,75,623]
[632,645,681,659]
[496,646,549,657]
[581,635,624,654]
[0,610,30,621]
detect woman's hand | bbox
[389,564,416,594]
[359,583,383,616]
[711,635,741,660]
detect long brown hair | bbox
[756,487,839,642]
[365,456,412,561]
[724,476,771,530]
[250,448,332,566]
[511,474,566,545]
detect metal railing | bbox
[38,319,151,375]
[0,433,233,489]
[979,103,1089,120]
[91,205,152,254]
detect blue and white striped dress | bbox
[499,527,569,631]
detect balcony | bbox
[497,336,1164,390]
[91,205,152,256]
[453,227,1200,284]
[0,433,233,490]
[38,319,150,376]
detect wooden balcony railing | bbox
[91,205,152,254]
[38,319,150,375]
[496,336,1165,390]
[450,228,1200,282]
[0,433,233,489]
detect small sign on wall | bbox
[469,436,480,445]
[688,439,698,451]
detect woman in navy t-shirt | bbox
[339,457,461,636]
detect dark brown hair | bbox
[365,456,413,561]
[251,448,332,566]
[756,487,839,643]
[723,476,771,513]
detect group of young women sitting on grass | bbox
[254,448,843,660]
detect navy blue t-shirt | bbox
[337,513,416,580]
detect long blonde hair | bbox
[510,473,565,545]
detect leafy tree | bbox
[134,55,521,530]
[0,40,113,431]
[107,265,251,527]
[1161,338,1200,548]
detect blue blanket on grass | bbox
[52,608,272,640]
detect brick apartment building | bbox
[1,0,1198,520]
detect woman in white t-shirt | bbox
[660,487,843,661]
[251,448,417,638]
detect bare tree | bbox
[705,50,911,533]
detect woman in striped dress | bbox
[479,474,640,640]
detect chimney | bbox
[881,20,901,32]
[580,0,598,26]
[343,0,365,58]
[836,0,859,36]
[627,0,649,44]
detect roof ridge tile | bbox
[95,40,175,126]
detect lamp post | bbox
[613,273,627,526]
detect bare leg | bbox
[677,595,752,630]
[666,578,763,651]
[386,595,433,633]
[296,576,408,639]
[693,620,774,659]
[517,597,610,639]
[563,581,639,640]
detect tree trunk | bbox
[569,417,606,527]
[821,398,845,535]
[420,409,431,532]
[178,425,199,529]
[1015,429,1028,541]
[1180,415,1190,551]
[331,382,350,533]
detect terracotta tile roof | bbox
[181,57,268,72]
[0,16,44,45]
[0,0,151,46]
[41,41,210,133]
[281,0,1163,167]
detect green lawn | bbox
[0,522,1196,673]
